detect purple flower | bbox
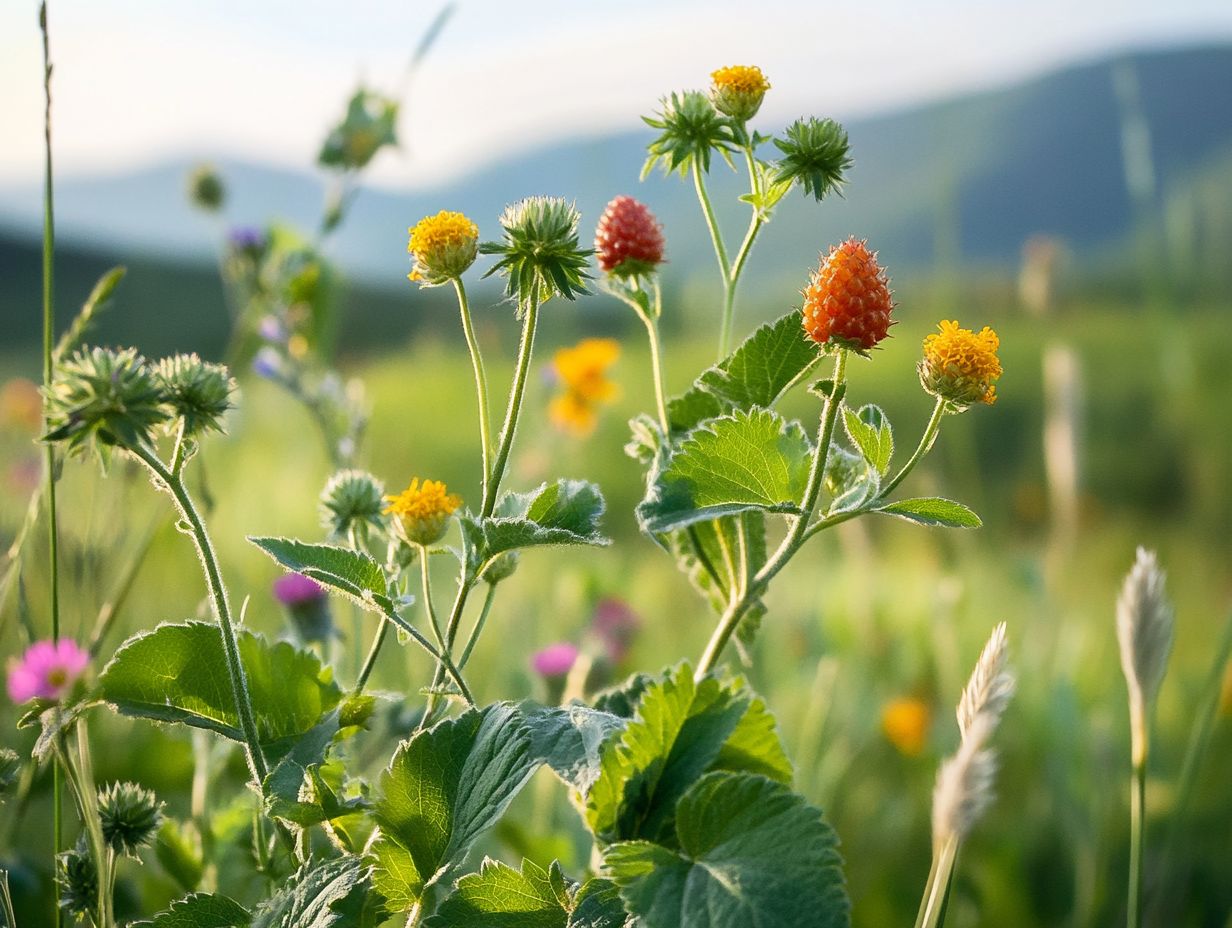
[228,225,266,254]
[591,598,640,663]
[252,347,284,381]
[273,573,325,606]
[7,639,89,703]
[531,642,579,679]
[258,315,287,344]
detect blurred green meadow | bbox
[2,277,1230,924]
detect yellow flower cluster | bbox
[881,696,932,757]
[384,477,462,545]
[549,338,621,437]
[919,320,1003,408]
[407,211,479,284]
[710,65,771,120]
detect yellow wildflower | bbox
[384,477,461,546]
[918,320,1003,409]
[550,339,620,436]
[710,65,771,121]
[407,211,479,285]
[0,378,43,433]
[881,696,932,757]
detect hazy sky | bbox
[3,0,1232,190]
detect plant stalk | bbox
[483,295,539,517]
[915,835,960,928]
[452,276,493,499]
[1128,715,1148,928]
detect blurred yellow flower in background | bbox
[881,696,932,757]
[549,338,620,436]
[0,378,43,433]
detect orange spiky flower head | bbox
[802,238,895,352]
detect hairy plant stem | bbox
[914,835,959,928]
[131,445,269,788]
[1127,720,1148,928]
[695,350,848,678]
[39,7,64,913]
[53,721,114,928]
[452,276,493,500]
[458,582,499,671]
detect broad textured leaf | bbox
[603,772,849,928]
[638,408,812,534]
[425,858,566,928]
[372,704,539,911]
[461,480,610,576]
[713,693,793,782]
[250,856,371,928]
[591,675,656,719]
[585,665,791,845]
[132,892,250,927]
[522,703,625,795]
[568,879,629,928]
[667,310,821,434]
[99,622,341,750]
[248,537,393,615]
[263,709,348,825]
[874,497,982,528]
[842,405,894,477]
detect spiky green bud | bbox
[320,469,386,540]
[771,117,852,201]
[642,90,737,179]
[98,781,165,858]
[156,354,237,436]
[43,347,169,460]
[57,837,97,918]
[480,197,592,308]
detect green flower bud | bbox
[320,469,387,540]
[156,354,236,436]
[771,117,852,202]
[642,90,737,178]
[99,781,165,858]
[187,163,225,212]
[481,550,520,585]
[480,197,592,309]
[57,837,97,918]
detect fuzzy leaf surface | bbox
[248,537,393,614]
[132,893,250,927]
[603,772,849,928]
[99,622,341,750]
[874,497,982,528]
[842,404,894,477]
[372,704,539,911]
[250,855,372,928]
[521,703,626,795]
[639,408,812,534]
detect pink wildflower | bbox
[7,639,89,703]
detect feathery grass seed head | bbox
[1117,547,1174,719]
[931,715,998,846]
[957,621,1015,738]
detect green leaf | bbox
[154,820,204,894]
[567,879,628,928]
[521,703,626,794]
[99,622,342,750]
[248,537,394,615]
[842,404,894,477]
[132,892,250,927]
[874,497,982,528]
[425,858,566,928]
[590,675,656,719]
[250,856,372,928]
[460,480,610,576]
[638,408,812,534]
[603,772,849,928]
[664,514,767,629]
[585,665,791,845]
[667,310,821,435]
[372,704,539,911]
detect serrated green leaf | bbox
[99,622,341,751]
[568,879,628,928]
[603,772,849,928]
[262,709,344,825]
[521,703,626,795]
[460,480,610,577]
[585,665,791,845]
[372,704,539,911]
[248,537,393,615]
[131,892,250,927]
[874,497,982,528]
[425,858,565,928]
[664,514,767,630]
[250,856,371,928]
[590,675,656,719]
[842,404,894,477]
[667,310,821,435]
[638,408,812,534]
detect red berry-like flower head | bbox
[594,195,665,277]
[801,238,895,351]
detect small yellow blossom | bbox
[881,696,932,757]
[0,378,43,432]
[407,211,479,285]
[919,320,1003,409]
[710,65,771,121]
[384,477,462,546]
[550,339,620,436]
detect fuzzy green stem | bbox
[483,295,539,518]
[880,396,946,499]
[695,351,848,677]
[452,276,493,499]
[458,582,499,671]
[418,546,449,652]
[0,869,17,928]
[1127,717,1148,928]
[691,162,737,358]
[132,446,269,787]
[354,619,388,694]
[53,721,114,928]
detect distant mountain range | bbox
[2,43,1231,342]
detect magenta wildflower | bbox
[273,573,333,645]
[6,639,89,703]
[591,598,640,664]
[532,642,579,679]
[273,573,325,605]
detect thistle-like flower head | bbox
[918,321,1003,410]
[320,468,386,539]
[407,210,479,285]
[98,781,165,858]
[187,163,225,212]
[57,838,97,919]
[43,347,169,459]
[595,196,665,278]
[481,197,592,308]
[802,238,895,352]
[710,65,771,122]
[772,117,852,201]
[384,477,462,546]
[156,354,237,436]
[642,90,737,179]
